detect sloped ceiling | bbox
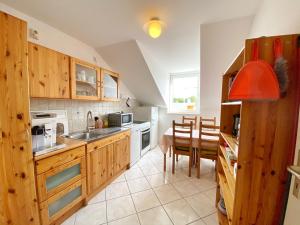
[98,40,166,106]
[0,0,262,105]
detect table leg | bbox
[169,146,171,157]
[164,153,166,172]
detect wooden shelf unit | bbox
[216,34,300,225]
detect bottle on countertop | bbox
[94,117,103,129]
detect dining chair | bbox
[182,115,197,129]
[172,120,193,177]
[200,116,216,126]
[196,122,220,178]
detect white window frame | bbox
[168,71,200,114]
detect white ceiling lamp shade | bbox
[144,18,164,39]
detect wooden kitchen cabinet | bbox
[87,130,131,197]
[70,58,101,100]
[87,144,109,194]
[114,135,130,174]
[35,145,86,225]
[100,68,120,101]
[28,42,70,98]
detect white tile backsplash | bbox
[30,98,139,133]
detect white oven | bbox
[140,124,151,156]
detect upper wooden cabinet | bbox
[70,58,101,100]
[28,42,70,99]
[101,69,120,101]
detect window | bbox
[169,72,200,113]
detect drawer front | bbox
[37,157,86,202]
[87,130,131,153]
[40,178,86,225]
[36,146,85,174]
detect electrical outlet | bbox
[293,149,300,198]
[293,178,300,198]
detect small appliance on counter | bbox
[108,112,133,127]
[30,110,69,156]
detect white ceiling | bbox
[1,0,261,73]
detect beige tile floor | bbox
[63,146,218,225]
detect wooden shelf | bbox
[217,209,230,225]
[76,80,97,89]
[219,155,235,196]
[221,101,242,106]
[220,132,238,157]
[218,173,234,224]
[219,146,235,178]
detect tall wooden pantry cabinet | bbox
[0,12,40,225]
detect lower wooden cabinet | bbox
[87,144,109,194]
[35,146,86,225]
[114,135,130,174]
[87,130,130,196]
[39,179,86,225]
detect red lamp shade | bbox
[228,40,280,101]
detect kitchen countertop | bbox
[33,127,130,161]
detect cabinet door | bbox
[113,139,122,175]
[100,69,119,101]
[36,157,86,202]
[88,146,107,194]
[71,58,101,100]
[114,135,130,174]
[107,144,114,180]
[40,179,86,225]
[28,42,70,98]
[120,135,130,169]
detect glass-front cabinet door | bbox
[36,157,86,202]
[71,58,100,100]
[40,179,86,225]
[101,69,119,101]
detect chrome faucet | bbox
[86,110,94,132]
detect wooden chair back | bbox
[199,122,220,158]
[200,116,216,126]
[182,116,197,129]
[172,120,193,154]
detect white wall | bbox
[250,0,300,38]
[137,41,169,105]
[98,40,166,106]
[0,3,136,99]
[200,16,253,122]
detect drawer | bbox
[39,178,86,225]
[36,157,86,202]
[87,130,131,153]
[36,146,85,174]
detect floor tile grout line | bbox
[149,177,175,225]
[124,176,142,225]
[76,149,217,225]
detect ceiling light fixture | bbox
[146,18,163,39]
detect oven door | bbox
[141,128,151,156]
[121,113,133,126]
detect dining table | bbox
[159,127,219,172]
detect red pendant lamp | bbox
[228,39,280,101]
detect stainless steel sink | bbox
[66,127,122,142]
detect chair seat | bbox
[195,147,217,155]
[200,142,218,150]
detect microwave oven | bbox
[108,112,133,127]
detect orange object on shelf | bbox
[229,39,280,101]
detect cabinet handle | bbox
[287,166,300,179]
